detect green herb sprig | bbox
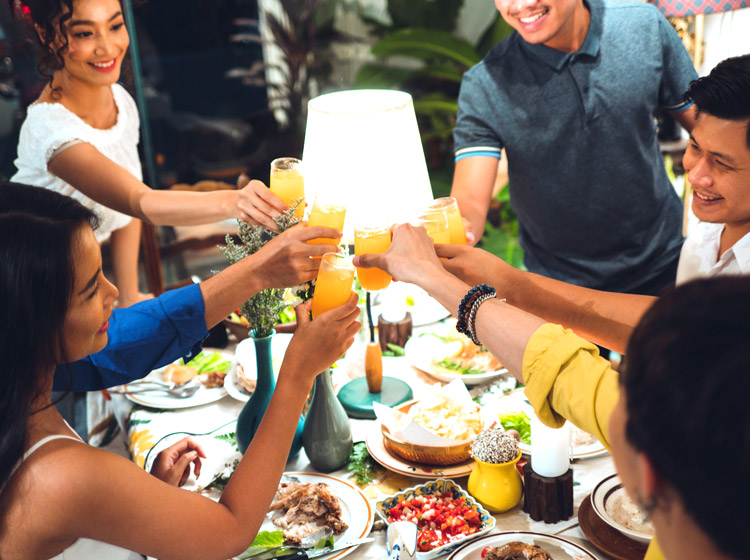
[346,441,378,485]
[219,202,307,338]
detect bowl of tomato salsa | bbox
[375,479,496,560]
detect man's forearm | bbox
[200,255,266,329]
[498,266,655,354]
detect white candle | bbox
[530,415,571,477]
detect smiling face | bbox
[55,0,129,88]
[683,113,750,238]
[493,0,589,52]
[60,225,118,362]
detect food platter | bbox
[365,422,475,479]
[233,472,375,560]
[590,474,654,544]
[445,531,597,560]
[494,389,608,459]
[120,349,231,410]
[578,494,648,560]
[225,334,293,402]
[404,332,507,386]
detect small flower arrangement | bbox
[219,201,310,338]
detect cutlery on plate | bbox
[274,538,375,560]
[107,380,201,398]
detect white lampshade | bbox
[302,89,434,242]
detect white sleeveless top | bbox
[11,83,141,243]
[10,431,144,560]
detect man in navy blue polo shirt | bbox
[451,0,697,295]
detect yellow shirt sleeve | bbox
[522,324,664,560]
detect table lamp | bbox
[302,89,433,418]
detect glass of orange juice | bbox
[427,197,467,245]
[417,212,451,245]
[311,253,355,319]
[307,195,346,246]
[270,157,305,219]
[354,220,392,291]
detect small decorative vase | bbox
[236,332,304,460]
[468,451,523,513]
[302,369,353,472]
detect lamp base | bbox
[338,377,413,419]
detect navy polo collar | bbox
[519,0,603,70]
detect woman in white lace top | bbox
[10,0,288,307]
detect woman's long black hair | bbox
[0,182,97,488]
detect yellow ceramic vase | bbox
[467,451,523,513]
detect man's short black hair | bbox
[684,54,750,148]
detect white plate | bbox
[371,284,450,327]
[494,388,608,459]
[446,531,597,560]
[404,330,508,386]
[591,474,654,544]
[122,349,232,410]
[236,472,375,560]
[365,422,475,479]
[225,334,294,402]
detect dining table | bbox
[105,292,625,560]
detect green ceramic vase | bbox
[302,369,352,472]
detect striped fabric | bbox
[650,0,749,16]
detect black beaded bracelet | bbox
[457,284,496,337]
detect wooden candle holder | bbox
[377,312,413,352]
[523,463,573,523]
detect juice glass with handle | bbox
[427,197,467,245]
[270,157,305,219]
[417,211,451,245]
[354,221,392,292]
[311,253,355,319]
[307,195,346,246]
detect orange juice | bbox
[307,200,346,245]
[311,254,355,319]
[418,212,451,245]
[270,158,305,219]
[428,197,467,245]
[354,226,392,291]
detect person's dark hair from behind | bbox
[684,53,750,148]
[623,276,750,559]
[0,182,97,488]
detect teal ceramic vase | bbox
[302,369,353,472]
[236,333,304,460]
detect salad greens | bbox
[436,358,483,375]
[182,351,232,373]
[498,410,531,444]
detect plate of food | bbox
[234,472,375,560]
[375,479,495,560]
[365,422,475,479]
[591,474,654,544]
[578,494,648,560]
[120,349,232,410]
[404,327,507,386]
[446,531,597,560]
[225,334,294,402]
[494,389,608,459]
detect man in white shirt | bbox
[433,54,750,355]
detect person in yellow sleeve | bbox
[355,223,749,560]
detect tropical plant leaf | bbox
[387,0,463,30]
[354,64,420,88]
[370,29,480,68]
[414,93,458,116]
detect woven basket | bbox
[381,401,474,466]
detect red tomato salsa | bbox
[386,491,483,552]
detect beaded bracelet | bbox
[457,284,496,338]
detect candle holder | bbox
[523,463,574,523]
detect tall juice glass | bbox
[307,196,346,245]
[417,212,451,245]
[311,253,355,319]
[428,197,467,244]
[354,224,392,291]
[270,157,305,219]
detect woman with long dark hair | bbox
[0,183,359,560]
[8,0,289,307]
